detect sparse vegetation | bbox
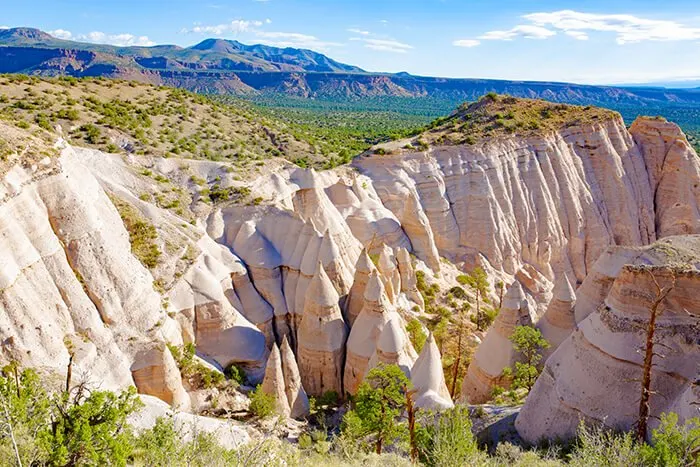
[167,343,225,390]
[109,195,161,269]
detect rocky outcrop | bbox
[536,275,577,358]
[344,247,376,326]
[296,263,348,397]
[630,118,700,237]
[344,270,394,395]
[261,344,291,417]
[367,316,417,376]
[354,115,700,286]
[396,247,424,310]
[461,281,536,403]
[411,333,454,410]
[516,236,700,443]
[131,345,190,410]
[280,336,310,419]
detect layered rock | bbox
[377,244,400,304]
[296,263,348,396]
[344,247,376,326]
[131,344,190,410]
[516,236,700,443]
[344,270,393,395]
[261,344,291,417]
[280,336,310,419]
[354,115,700,285]
[536,274,577,358]
[396,247,424,310]
[461,281,536,403]
[367,316,417,377]
[411,333,454,410]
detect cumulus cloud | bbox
[479,25,556,41]
[77,31,155,47]
[184,20,263,36]
[49,29,73,40]
[524,10,700,44]
[350,37,413,53]
[0,26,9,30]
[254,31,342,50]
[453,39,481,48]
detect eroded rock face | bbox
[516,236,700,443]
[461,281,536,403]
[344,247,376,327]
[537,274,577,358]
[297,263,348,397]
[261,344,291,417]
[367,317,417,377]
[280,336,310,419]
[411,333,454,410]
[131,344,190,410]
[353,116,700,284]
[344,270,394,395]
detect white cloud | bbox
[254,31,342,50]
[77,31,155,47]
[356,38,413,53]
[524,10,700,44]
[0,26,9,30]
[185,20,263,36]
[347,28,370,36]
[565,30,589,41]
[49,29,73,40]
[453,39,481,48]
[479,25,556,41]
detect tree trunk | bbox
[66,353,74,393]
[450,324,463,399]
[406,389,417,463]
[636,269,674,443]
[475,290,483,331]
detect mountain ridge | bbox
[3,27,700,109]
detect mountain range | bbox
[3,27,700,107]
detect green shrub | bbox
[406,318,427,352]
[249,385,276,418]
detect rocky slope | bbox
[0,93,699,445]
[516,236,700,443]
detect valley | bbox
[0,24,699,467]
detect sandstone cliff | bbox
[516,235,700,443]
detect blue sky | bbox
[2,0,700,84]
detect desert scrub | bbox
[167,343,225,390]
[109,195,161,269]
[249,385,277,418]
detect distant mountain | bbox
[0,27,363,74]
[2,27,700,109]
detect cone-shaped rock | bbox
[132,344,191,411]
[297,263,348,397]
[411,333,454,410]
[537,275,577,358]
[280,336,310,419]
[344,247,376,326]
[261,344,291,417]
[377,244,400,304]
[367,317,417,378]
[461,280,535,403]
[344,270,393,394]
[396,247,424,309]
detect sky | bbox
[2,0,700,85]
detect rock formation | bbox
[296,263,348,397]
[131,344,191,410]
[396,247,424,310]
[344,270,393,395]
[261,344,291,417]
[344,247,376,326]
[280,336,310,419]
[461,281,536,403]
[516,236,700,443]
[377,244,400,304]
[367,316,417,377]
[536,274,577,358]
[411,333,454,410]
